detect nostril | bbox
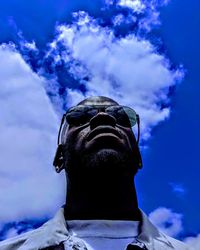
[90,112,116,130]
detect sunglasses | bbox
[58,105,140,145]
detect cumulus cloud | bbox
[0,44,65,227]
[45,11,183,140]
[149,207,200,248]
[149,207,183,237]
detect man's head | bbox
[54,96,142,177]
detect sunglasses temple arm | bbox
[57,114,66,145]
[136,114,140,145]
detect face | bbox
[62,96,140,175]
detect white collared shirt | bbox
[66,219,139,250]
[0,208,191,250]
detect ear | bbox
[53,144,65,173]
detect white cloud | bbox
[149,207,200,248]
[114,0,171,31]
[0,44,65,225]
[169,182,186,197]
[47,12,183,140]
[149,207,183,237]
[184,234,200,250]
[22,41,37,51]
[118,0,145,13]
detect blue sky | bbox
[0,0,199,247]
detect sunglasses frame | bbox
[57,105,140,146]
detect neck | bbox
[64,168,140,221]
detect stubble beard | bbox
[64,142,136,175]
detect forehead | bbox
[77,96,119,106]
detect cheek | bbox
[66,127,90,151]
[120,128,137,150]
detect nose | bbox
[89,112,117,130]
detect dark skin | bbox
[62,96,141,221]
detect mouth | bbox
[86,126,122,142]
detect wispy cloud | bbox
[169,182,186,197]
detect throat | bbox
[64,169,140,221]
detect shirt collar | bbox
[19,209,69,250]
[67,219,139,238]
[136,210,174,249]
[19,208,173,250]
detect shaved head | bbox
[78,96,119,106]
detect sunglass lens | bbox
[66,106,97,126]
[121,106,137,127]
[106,106,137,127]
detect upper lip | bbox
[86,126,122,141]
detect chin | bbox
[82,148,130,171]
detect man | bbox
[0,96,191,249]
